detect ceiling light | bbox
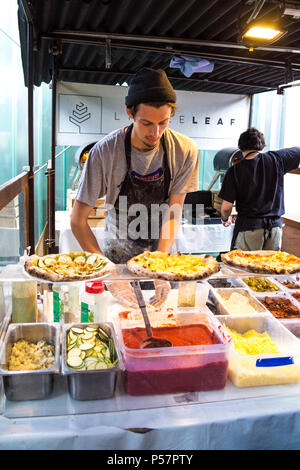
[242,20,286,47]
[243,25,283,41]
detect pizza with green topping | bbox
[24,251,115,282]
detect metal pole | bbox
[49,54,58,253]
[248,94,254,127]
[27,21,35,253]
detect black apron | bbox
[102,124,171,263]
[230,215,282,250]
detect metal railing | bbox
[0,171,30,252]
[0,144,71,259]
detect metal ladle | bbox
[131,280,172,349]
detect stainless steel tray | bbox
[0,322,60,401]
[61,322,122,401]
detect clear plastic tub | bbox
[254,292,300,337]
[207,278,244,289]
[219,314,300,387]
[274,276,300,292]
[290,291,300,306]
[115,307,232,396]
[210,288,268,316]
[239,276,283,294]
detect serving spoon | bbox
[131,280,172,349]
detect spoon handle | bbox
[131,280,153,337]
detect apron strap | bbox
[124,124,134,168]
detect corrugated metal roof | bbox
[18,0,300,94]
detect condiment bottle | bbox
[177,281,197,307]
[80,281,108,323]
[65,285,80,323]
[12,281,37,323]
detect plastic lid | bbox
[85,281,104,294]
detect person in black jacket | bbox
[218,127,300,251]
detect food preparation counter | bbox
[1,269,300,450]
[2,373,300,450]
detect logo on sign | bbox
[58,94,102,134]
[69,102,91,130]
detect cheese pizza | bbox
[127,251,220,281]
[24,251,115,282]
[221,250,300,275]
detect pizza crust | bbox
[24,252,115,282]
[127,251,220,281]
[221,250,300,275]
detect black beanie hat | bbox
[125,68,177,107]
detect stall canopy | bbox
[18,0,300,95]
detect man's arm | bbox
[70,200,104,255]
[157,193,186,252]
[220,200,234,226]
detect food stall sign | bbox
[56,81,250,148]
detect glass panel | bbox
[0,192,26,267]
[251,90,284,150]
[199,149,221,190]
[0,0,28,185]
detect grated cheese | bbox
[224,326,279,356]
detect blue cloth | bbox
[169,56,214,77]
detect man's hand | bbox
[149,280,171,307]
[221,215,233,227]
[106,281,138,308]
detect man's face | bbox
[127,104,172,151]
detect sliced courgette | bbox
[71,327,84,334]
[86,254,98,265]
[43,257,56,266]
[79,342,94,351]
[58,254,72,263]
[67,347,82,357]
[95,361,107,369]
[74,255,86,264]
[67,356,83,368]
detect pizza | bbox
[127,251,220,281]
[221,250,300,275]
[24,251,115,282]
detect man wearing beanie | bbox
[71,68,199,307]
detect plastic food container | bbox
[210,288,268,316]
[207,278,244,289]
[291,291,300,305]
[115,308,232,396]
[219,314,300,387]
[274,276,300,292]
[240,276,283,294]
[61,322,122,400]
[0,323,60,401]
[254,292,300,337]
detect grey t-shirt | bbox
[76,126,199,208]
